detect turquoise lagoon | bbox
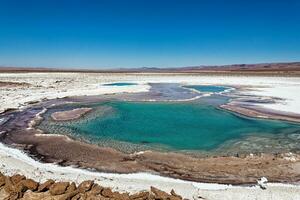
[39,100,300,154]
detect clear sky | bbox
[0,0,299,69]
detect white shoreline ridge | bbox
[1,143,300,200]
[1,73,300,115]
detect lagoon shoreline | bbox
[1,72,300,198]
[1,88,300,185]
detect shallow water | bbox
[185,85,230,93]
[102,82,137,86]
[38,100,300,154]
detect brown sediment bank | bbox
[51,108,92,121]
[220,103,300,123]
[0,81,30,88]
[1,101,300,185]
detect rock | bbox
[49,182,70,195]
[71,193,83,200]
[85,196,107,200]
[0,173,185,200]
[66,182,77,193]
[4,177,15,194]
[101,188,114,198]
[130,191,150,200]
[113,191,130,200]
[150,186,169,198]
[12,179,39,198]
[88,184,103,195]
[170,189,182,199]
[5,192,19,200]
[58,190,79,200]
[10,174,26,185]
[78,180,93,193]
[21,190,51,200]
[18,179,39,191]
[15,182,27,193]
[100,188,130,200]
[38,179,55,192]
[0,174,5,187]
[150,186,181,200]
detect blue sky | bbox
[0,0,299,68]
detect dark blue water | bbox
[103,82,137,86]
[185,85,230,93]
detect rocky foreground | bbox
[0,172,183,200]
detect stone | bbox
[10,174,26,185]
[66,182,77,193]
[130,191,150,200]
[112,192,130,200]
[21,190,51,200]
[38,179,55,192]
[150,186,169,198]
[18,179,39,191]
[71,193,83,200]
[15,182,27,193]
[5,192,19,200]
[0,175,5,187]
[101,188,114,198]
[88,184,103,195]
[78,180,94,193]
[58,190,79,200]
[4,177,15,194]
[170,189,182,199]
[150,186,182,200]
[86,196,107,200]
[49,182,70,195]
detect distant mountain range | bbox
[0,62,300,74]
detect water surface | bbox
[38,100,300,154]
[185,85,230,93]
[102,82,137,86]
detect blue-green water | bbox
[39,101,300,153]
[103,82,137,86]
[185,85,230,93]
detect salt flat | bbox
[1,72,300,199]
[1,73,300,115]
